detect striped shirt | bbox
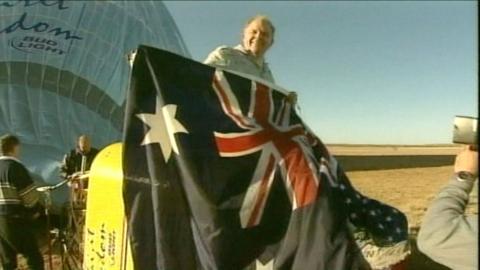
[0,156,40,216]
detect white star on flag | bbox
[137,98,188,161]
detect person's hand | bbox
[71,172,82,180]
[454,146,478,177]
[287,91,297,104]
[67,172,81,187]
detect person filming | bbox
[418,146,478,270]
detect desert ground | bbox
[20,145,476,270]
[330,144,475,230]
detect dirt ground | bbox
[348,165,472,229]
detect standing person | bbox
[204,14,297,104]
[204,15,410,270]
[205,16,297,270]
[417,146,478,270]
[0,134,44,270]
[60,135,99,182]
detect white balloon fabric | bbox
[0,0,190,204]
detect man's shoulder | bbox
[0,157,22,167]
[0,158,15,169]
[67,149,78,157]
[205,45,243,64]
[0,158,27,174]
[210,45,240,56]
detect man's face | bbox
[242,19,274,58]
[78,137,91,153]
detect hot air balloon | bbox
[0,0,190,204]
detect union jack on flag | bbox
[123,46,410,270]
[212,70,322,228]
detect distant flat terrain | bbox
[328,145,462,156]
[327,145,462,171]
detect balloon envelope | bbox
[0,0,190,204]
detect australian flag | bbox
[123,45,409,270]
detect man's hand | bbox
[454,146,478,177]
[67,172,81,187]
[287,91,297,104]
[70,171,83,180]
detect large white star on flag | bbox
[136,98,188,161]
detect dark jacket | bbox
[0,156,40,216]
[60,148,99,179]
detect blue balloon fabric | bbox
[0,0,190,204]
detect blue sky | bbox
[164,1,477,145]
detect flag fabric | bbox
[122,45,410,270]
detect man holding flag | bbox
[123,41,410,269]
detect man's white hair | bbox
[244,14,275,35]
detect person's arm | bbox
[262,64,298,105]
[263,65,275,84]
[417,148,478,270]
[204,46,231,67]
[60,152,72,179]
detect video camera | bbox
[453,116,478,145]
